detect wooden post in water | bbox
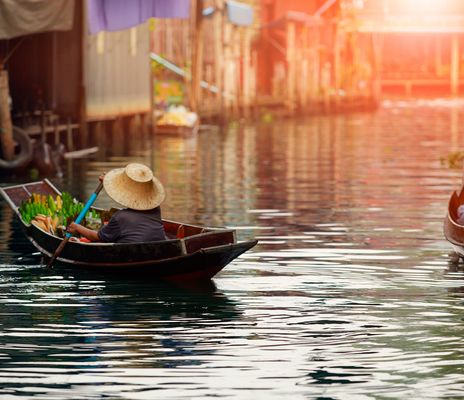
[93,120,104,155]
[0,69,14,160]
[111,118,124,155]
[66,117,74,151]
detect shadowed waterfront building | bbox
[0,0,190,153]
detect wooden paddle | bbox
[47,181,104,268]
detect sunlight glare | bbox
[399,0,452,15]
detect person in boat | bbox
[67,163,166,243]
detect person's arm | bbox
[67,222,100,242]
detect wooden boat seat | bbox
[184,230,235,254]
[163,220,210,239]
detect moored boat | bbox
[154,106,200,136]
[444,186,464,258]
[0,180,257,281]
[155,118,200,136]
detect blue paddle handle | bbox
[75,192,98,224]
[48,181,104,268]
[65,182,104,238]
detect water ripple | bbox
[1,100,464,398]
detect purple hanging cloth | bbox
[87,0,190,34]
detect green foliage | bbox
[18,192,102,237]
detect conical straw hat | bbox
[103,163,165,210]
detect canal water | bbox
[1,99,464,399]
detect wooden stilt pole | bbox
[300,24,309,111]
[66,117,74,151]
[286,20,296,115]
[372,33,382,103]
[242,27,252,119]
[149,18,156,135]
[251,48,258,117]
[0,69,14,160]
[333,23,341,109]
[94,121,103,155]
[451,34,459,97]
[214,0,224,123]
[435,35,443,77]
[223,22,232,120]
[190,0,204,114]
[311,26,320,110]
[232,26,240,118]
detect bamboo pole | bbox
[0,69,14,160]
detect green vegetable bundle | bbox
[18,192,102,234]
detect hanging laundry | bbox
[0,0,74,39]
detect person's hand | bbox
[67,222,79,234]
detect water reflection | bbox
[1,100,464,398]
[0,268,240,379]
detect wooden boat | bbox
[155,117,200,136]
[0,180,257,281]
[444,186,464,258]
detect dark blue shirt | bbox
[98,207,166,243]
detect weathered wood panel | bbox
[85,20,151,120]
